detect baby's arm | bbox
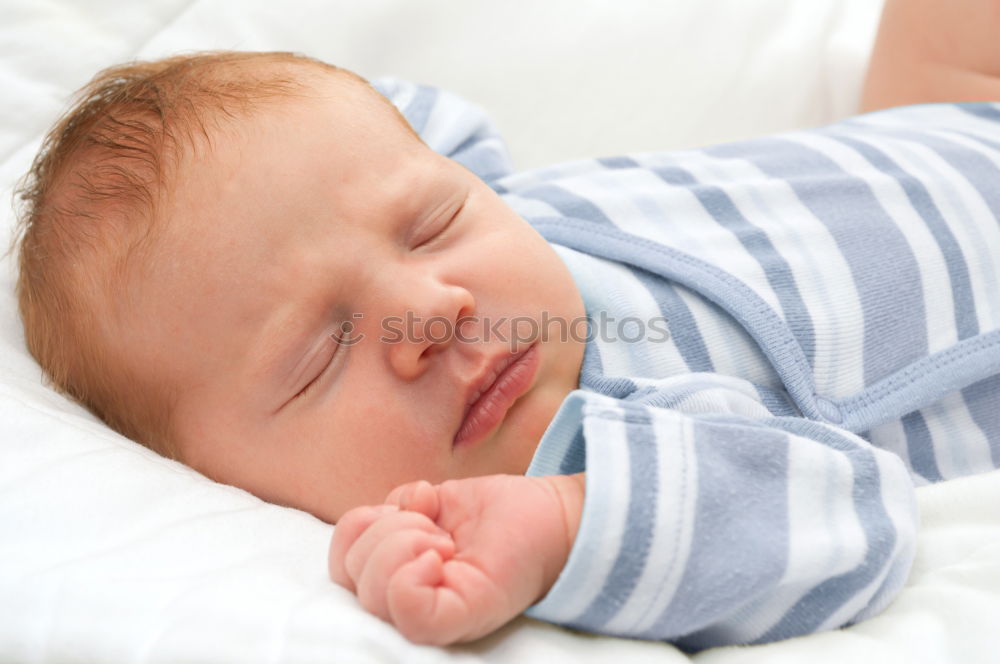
[522,380,920,650]
[861,0,1000,112]
[329,473,585,645]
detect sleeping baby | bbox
[12,4,1000,651]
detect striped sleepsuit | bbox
[374,78,1000,650]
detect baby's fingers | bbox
[345,510,443,586]
[385,479,440,521]
[356,530,455,621]
[329,504,399,591]
[387,556,499,646]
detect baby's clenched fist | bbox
[328,473,585,645]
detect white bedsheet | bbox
[3,1,1000,662]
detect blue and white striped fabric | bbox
[374,78,1000,650]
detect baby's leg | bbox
[861,0,1000,113]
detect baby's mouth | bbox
[453,343,540,448]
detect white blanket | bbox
[3,1,1000,662]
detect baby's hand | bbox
[328,473,584,645]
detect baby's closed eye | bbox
[291,323,352,401]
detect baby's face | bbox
[131,75,586,522]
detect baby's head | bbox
[14,51,585,522]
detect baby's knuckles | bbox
[356,528,454,621]
[388,553,488,645]
[329,503,400,591]
[388,544,524,645]
[343,510,444,585]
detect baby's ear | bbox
[385,479,440,520]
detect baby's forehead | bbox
[169,72,416,177]
[143,71,430,275]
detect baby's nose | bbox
[384,314,452,381]
[382,279,476,380]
